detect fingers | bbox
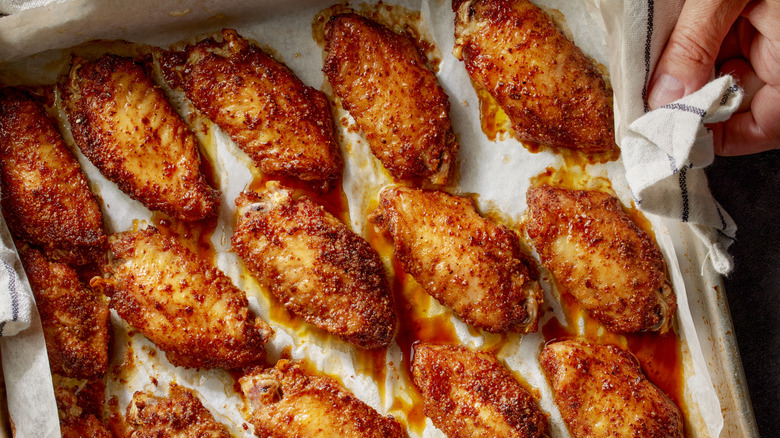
[714,83,780,155]
[719,58,762,112]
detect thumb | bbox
[647,0,750,109]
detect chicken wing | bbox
[55,384,112,438]
[411,343,548,438]
[161,29,343,187]
[19,247,110,380]
[0,86,106,266]
[524,185,675,333]
[90,226,272,370]
[540,339,683,438]
[126,384,232,438]
[232,183,395,349]
[239,359,406,437]
[323,13,458,185]
[61,54,219,221]
[369,186,541,333]
[453,0,617,155]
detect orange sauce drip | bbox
[248,173,350,226]
[475,84,512,142]
[106,396,131,438]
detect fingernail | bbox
[648,73,685,109]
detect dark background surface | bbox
[706,149,780,437]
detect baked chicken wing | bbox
[91,226,272,370]
[411,343,548,438]
[62,54,219,221]
[525,185,675,333]
[239,359,406,437]
[161,29,343,187]
[232,183,395,349]
[0,86,106,266]
[540,339,683,438]
[323,13,458,185]
[369,186,541,333]
[453,0,617,155]
[55,384,112,438]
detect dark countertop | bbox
[706,149,780,437]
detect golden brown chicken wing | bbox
[126,384,232,438]
[524,185,675,333]
[369,186,541,333]
[323,13,458,185]
[61,54,219,221]
[232,183,395,349]
[453,0,617,155]
[0,86,106,266]
[161,29,343,187]
[540,339,683,438]
[55,384,112,438]
[90,226,272,370]
[411,343,548,438]
[239,359,406,437]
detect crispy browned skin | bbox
[232,184,395,348]
[55,384,112,438]
[19,247,110,380]
[62,55,219,221]
[161,29,343,187]
[369,186,541,333]
[0,87,106,266]
[126,385,232,438]
[91,226,272,370]
[239,360,406,437]
[412,343,548,438]
[323,13,458,185]
[525,185,676,333]
[540,340,683,438]
[453,0,617,154]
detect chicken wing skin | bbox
[62,54,219,221]
[126,385,232,438]
[55,384,112,438]
[90,226,272,370]
[540,340,683,438]
[323,13,458,185]
[453,0,617,155]
[19,247,110,380]
[0,86,106,266]
[411,343,548,438]
[232,183,395,349]
[239,359,406,438]
[525,185,675,333]
[369,186,541,333]
[161,29,343,187]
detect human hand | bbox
[647,0,780,156]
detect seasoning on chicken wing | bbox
[55,384,112,438]
[323,13,458,185]
[411,343,548,438]
[126,384,232,438]
[453,0,617,155]
[161,29,343,188]
[61,54,219,221]
[19,247,110,380]
[90,226,272,370]
[525,185,676,333]
[0,86,106,267]
[540,339,684,438]
[369,186,541,333]
[239,359,406,437]
[232,183,395,349]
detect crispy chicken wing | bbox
[540,340,683,438]
[126,384,232,438]
[369,186,541,333]
[411,343,548,438]
[161,29,343,187]
[0,86,106,266]
[525,185,675,333]
[232,183,395,349]
[323,13,458,185]
[62,54,219,221]
[19,247,110,380]
[55,384,112,438]
[239,360,406,437]
[91,226,272,370]
[453,0,617,154]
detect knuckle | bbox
[666,26,720,69]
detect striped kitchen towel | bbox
[0,212,32,337]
